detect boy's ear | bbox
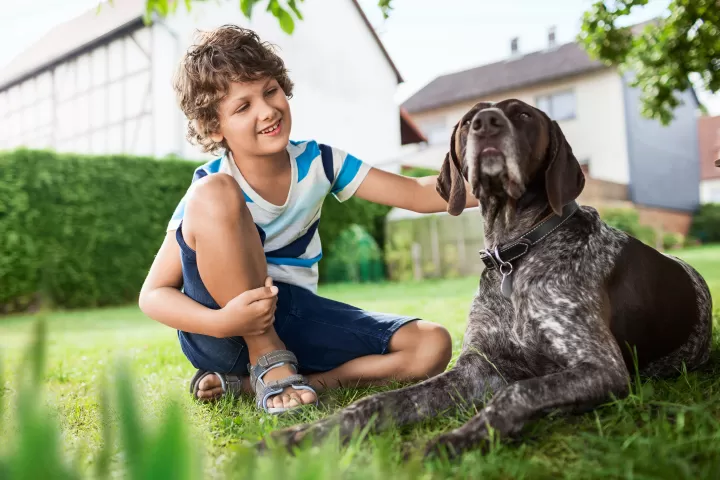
[209,131,224,144]
[195,119,223,144]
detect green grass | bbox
[1,245,719,479]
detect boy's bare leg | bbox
[196,319,453,400]
[183,174,315,409]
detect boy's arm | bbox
[138,231,278,338]
[353,167,477,213]
[138,231,225,337]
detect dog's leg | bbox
[424,358,628,458]
[424,288,632,461]
[259,349,514,452]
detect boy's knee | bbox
[411,322,453,379]
[187,173,246,222]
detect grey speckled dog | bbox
[260,99,714,459]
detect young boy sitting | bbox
[139,25,477,414]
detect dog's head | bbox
[436,99,585,216]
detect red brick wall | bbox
[636,206,692,236]
[698,116,720,181]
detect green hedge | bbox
[598,207,657,246]
[0,149,390,312]
[318,196,391,281]
[689,203,720,244]
[0,149,197,312]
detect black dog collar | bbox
[479,201,580,297]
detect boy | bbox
[139,25,477,414]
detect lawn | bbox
[1,245,719,479]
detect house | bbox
[0,0,421,167]
[394,29,702,235]
[697,116,720,204]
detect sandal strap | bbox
[254,350,299,370]
[263,374,306,390]
[217,373,244,396]
[256,374,316,411]
[248,350,300,387]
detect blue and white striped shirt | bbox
[167,140,371,292]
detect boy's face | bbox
[210,77,291,158]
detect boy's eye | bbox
[235,104,249,114]
[265,87,278,96]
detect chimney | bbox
[548,26,557,48]
[510,37,519,56]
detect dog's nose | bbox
[472,110,507,137]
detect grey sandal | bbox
[189,369,243,400]
[248,350,318,414]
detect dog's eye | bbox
[519,112,531,120]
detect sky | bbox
[1,0,718,112]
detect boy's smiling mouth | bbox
[259,119,282,136]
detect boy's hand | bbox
[215,277,279,337]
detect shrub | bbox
[689,203,720,244]
[0,149,197,312]
[0,149,391,312]
[318,197,391,283]
[323,225,385,283]
[662,232,685,250]
[401,166,439,178]
[599,207,657,246]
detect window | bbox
[708,187,720,204]
[418,118,449,146]
[536,90,576,121]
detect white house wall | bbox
[0,25,155,157]
[160,0,401,164]
[407,69,631,185]
[1,0,401,166]
[700,178,720,204]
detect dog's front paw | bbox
[257,423,313,454]
[423,422,492,461]
[423,432,468,461]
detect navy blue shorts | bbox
[175,224,418,376]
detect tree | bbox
[141,0,719,125]
[142,0,393,35]
[578,0,720,125]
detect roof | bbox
[0,0,402,91]
[0,0,146,91]
[399,107,427,145]
[401,41,608,114]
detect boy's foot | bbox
[193,373,249,401]
[255,363,317,409]
[249,351,317,412]
[192,364,317,409]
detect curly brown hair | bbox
[173,25,294,154]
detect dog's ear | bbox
[545,120,585,216]
[436,122,466,216]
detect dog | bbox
[260,99,713,459]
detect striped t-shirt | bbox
[167,140,372,293]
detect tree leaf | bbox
[287,0,303,20]
[579,0,719,125]
[378,0,393,19]
[276,5,294,34]
[240,0,256,19]
[267,0,280,15]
